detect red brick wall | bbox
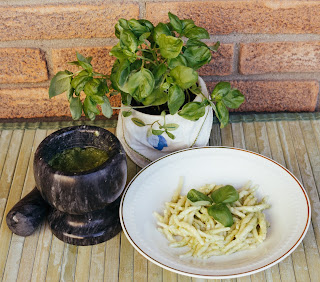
[0,1,319,120]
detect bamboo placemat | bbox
[0,114,319,281]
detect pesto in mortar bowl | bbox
[33,125,127,215]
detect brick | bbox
[199,43,234,76]
[0,4,139,41]
[0,48,48,83]
[206,80,319,112]
[240,42,320,74]
[0,87,121,119]
[51,47,114,76]
[146,2,320,34]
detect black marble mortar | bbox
[34,125,127,215]
[32,125,127,245]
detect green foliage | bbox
[188,185,240,227]
[211,82,245,128]
[211,185,239,204]
[48,13,244,127]
[208,203,234,227]
[48,52,109,121]
[187,189,213,203]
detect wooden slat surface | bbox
[0,117,319,282]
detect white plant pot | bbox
[116,77,213,167]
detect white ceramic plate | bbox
[120,147,311,279]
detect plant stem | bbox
[136,56,157,65]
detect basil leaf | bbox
[66,86,74,102]
[83,78,107,96]
[83,97,98,120]
[184,26,209,39]
[138,19,154,31]
[152,89,168,106]
[83,96,99,115]
[120,29,138,53]
[110,59,121,91]
[130,59,143,72]
[153,23,171,45]
[68,60,81,67]
[190,84,201,94]
[221,89,245,109]
[127,68,155,101]
[166,76,174,84]
[183,46,211,69]
[97,79,109,96]
[181,19,195,34]
[139,32,151,43]
[122,111,132,117]
[131,118,146,127]
[110,44,133,60]
[115,19,130,38]
[71,70,91,95]
[170,66,198,89]
[211,82,231,100]
[78,61,92,73]
[76,52,90,63]
[216,101,229,128]
[168,12,183,33]
[76,52,93,72]
[142,87,168,106]
[186,39,209,48]
[168,84,185,115]
[207,203,234,227]
[113,59,131,92]
[178,101,206,121]
[101,96,113,118]
[157,34,183,59]
[120,91,132,106]
[128,19,149,38]
[168,54,187,69]
[209,41,220,52]
[187,189,213,203]
[153,63,167,88]
[69,96,82,120]
[161,82,170,91]
[49,71,72,98]
[90,95,104,104]
[211,185,239,204]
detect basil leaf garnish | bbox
[211,185,239,204]
[207,203,234,227]
[187,189,213,204]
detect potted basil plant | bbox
[49,12,245,167]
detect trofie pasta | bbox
[154,179,270,258]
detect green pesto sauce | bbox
[48,147,109,173]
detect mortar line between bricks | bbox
[0,81,50,89]
[0,38,119,49]
[202,73,320,82]
[208,34,320,44]
[139,0,147,18]
[1,34,320,49]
